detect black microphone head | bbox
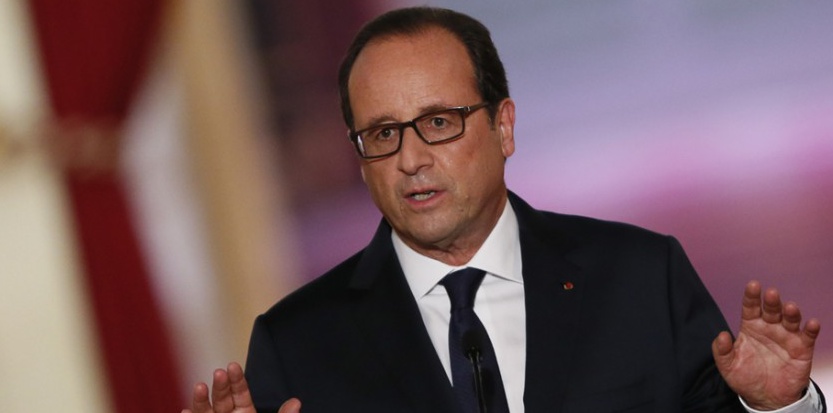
[462,330,484,360]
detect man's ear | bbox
[495,98,516,158]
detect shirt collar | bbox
[393,199,524,301]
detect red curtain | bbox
[27,1,183,411]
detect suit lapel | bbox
[510,193,585,412]
[349,220,458,413]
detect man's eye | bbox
[422,113,458,130]
[371,127,396,141]
[430,117,448,128]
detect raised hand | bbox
[712,280,821,410]
[182,362,301,413]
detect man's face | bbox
[348,28,515,264]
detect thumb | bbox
[712,331,735,371]
[278,398,302,413]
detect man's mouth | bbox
[409,190,436,201]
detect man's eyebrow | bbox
[361,113,400,130]
[417,103,452,115]
[361,104,453,129]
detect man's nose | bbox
[396,126,433,175]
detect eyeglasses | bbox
[348,102,490,159]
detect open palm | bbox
[712,281,820,410]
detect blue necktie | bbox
[441,268,510,413]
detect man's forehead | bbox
[347,28,478,125]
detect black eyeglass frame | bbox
[348,102,491,159]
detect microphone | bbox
[462,330,487,413]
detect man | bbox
[185,7,824,413]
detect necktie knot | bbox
[441,267,486,311]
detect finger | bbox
[761,287,783,324]
[741,280,762,320]
[227,362,255,409]
[782,301,802,332]
[279,398,302,413]
[190,382,213,413]
[211,368,234,413]
[803,318,822,342]
[711,331,735,371]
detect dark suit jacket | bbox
[245,192,816,412]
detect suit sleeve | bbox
[664,236,746,413]
[245,314,292,413]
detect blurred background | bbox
[1,0,831,411]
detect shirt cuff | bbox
[739,383,822,413]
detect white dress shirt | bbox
[394,201,526,412]
[391,199,820,413]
